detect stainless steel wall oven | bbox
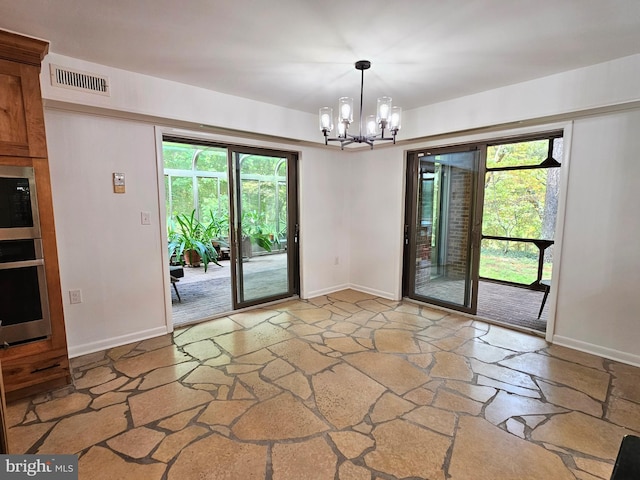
[0,165,50,345]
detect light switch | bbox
[141,211,151,225]
[113,172,125,193]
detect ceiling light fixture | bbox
[319,60,402,150]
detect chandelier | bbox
[319,60,402,149]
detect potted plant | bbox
[241,210,272,258]
[168,210,220,271]
[204,210,230,258]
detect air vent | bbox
[50,64,110,96]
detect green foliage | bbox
[168,210,220,271]
[242,210,272,252]
[480,247,553,284]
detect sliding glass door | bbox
[231,147,298,308]
[404,147,483,313]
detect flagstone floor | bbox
[6,289,640,479]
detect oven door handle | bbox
[0,259,44,270]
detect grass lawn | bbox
[480,248,552,284]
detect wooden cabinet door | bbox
[0,58,47,158]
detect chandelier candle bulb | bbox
[319,60,401,149]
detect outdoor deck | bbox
[172,259,549,332]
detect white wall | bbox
[45,111,167,356]
[552,109,640,364]
[348,146,406,300]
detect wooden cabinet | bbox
[0,30,70,400]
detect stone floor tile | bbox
[485,390,566,425]
[430,335,468,351]
[329,289,376,303]
[500,353,610,401]
[403,387,435,406]
[262,358,296,380]
[168,433,266,479]
[416,325,457,340]
[234,348,276,364]
[35,392,91,422]
[544,345,606,371]
[374,329,421,353]
[323,331,346,339]
[129,382,212,427]
[606,396,640,432]
[288,323,325,337]
[137,361,199,391]
[365,419,450,480]
[403,405,457,436]
[69,351,106,370]
[573,457,614,480]
[8,422,55,454]
[269,311,298,324]
[269,338,339,374]
[394,303,422,315]
[5,400,30,428]
[229,308,278,328]
[611,369,640,403]
[531,411,635,460]
[79,446,166,480]
[448,416,573,480]
[107,426,165,458]
[572,469,606,480]
[355,338,374,349]
[470,358,539,390]
[506,418,526,438]
[231,381,254,399]
[338,461,371,480]
[329,431,375,459]
[107,343,137,361]
[454,339,513,363]
[274,371,312,399]
[237,371,283,400]
[183,365,234,386]
[384,311,429,329]
[344,351,430,395]
[136,334,174,352]
[369,393,416,424]
[431,352,473,381]
[313,364,386,429]
[74,366,117,390]
[90,375,130,395]
[477,374,541,398]
[38,403,128,454]
[216,385,230,399]
[325,337,369,353]
[272,437,337,480]
[225,364,261,374]
[433,389,483,415]
[182,339,222,360]
[445,380,497,403]
[308,295,330,306]
[198,400,255,426]
[204,353,232,366]
[481,325,549,352]
[353,422,373,434]
[538,380,603,417]
[151,425,209,463]
[157,406,205,431]
[91,391,130,410]
[173,317,243,346]
[113,345,192,377]
[232,392,329,440]
[216,322,295,356]
[118,377,142,391]
[290,307,333,323]
[331,321,360,334]
[358,299,393,313]
[408,353,433,369]
[522,415,547,428]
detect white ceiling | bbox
[2,0,640,116]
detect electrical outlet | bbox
[69,289,82,304]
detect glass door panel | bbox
[232,150,296,308]
[406,149,481,312]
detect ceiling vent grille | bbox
[50,64,110,96]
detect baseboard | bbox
[348,284,399,301]
[552,335,640,368]
[68,326,170,358]
[303,284,351,300]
